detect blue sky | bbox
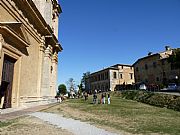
[57,0,180,85]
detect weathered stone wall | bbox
[0,0,61,108]
[133,49,180,86]
[19,32,40,97]
[89,65,134,92]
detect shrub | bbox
[120,90,180,112]
[121,90,139,100]
[168,96,180,111]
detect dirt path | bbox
[43,102,130,135]
[0,116,73,135]
[30,112,119,135]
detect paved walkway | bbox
[30,112,119,135]
[0,103,57,122]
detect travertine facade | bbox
[86,64,134,92]
[0,0,62,108]
[133,47,180,86]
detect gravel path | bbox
[30,112,120,135]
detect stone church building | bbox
[0,0,62,108]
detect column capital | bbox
[39,36,46,52]
[41,36,45,44]
[44,45,53,58]
[52,51,58,63]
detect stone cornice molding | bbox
[18,0,62,52]
[52,0,62,14]
[1,37,22,57]
[56,43,63,52]
[23,0,51,35]
[1,0,63,52]
[3,43,22,57]
[0,25,30,47]
[45,35,63,52]
[1,0,42,43]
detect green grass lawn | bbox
[60,94,180,135]
[0,121,14,128]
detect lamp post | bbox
[175,76,178,85]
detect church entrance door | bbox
[0,55,16,108]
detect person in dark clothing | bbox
[93,93,97,104]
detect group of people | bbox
[56,96,62,103]
[93,92,111,104]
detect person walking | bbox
[57,96,60,103]
[108,93,110,104]
[103,93,106,104]
[101,93,103,104]
[93,93,97,104]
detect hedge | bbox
[121,90,180,111]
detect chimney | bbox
[165,46,171,51]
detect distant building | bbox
[86,64,134,92]
[0,0,62,108]
[133,46,180,86]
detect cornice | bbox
[1,0,62,52]
[45,34,63,52]
[0,25,29,47]
[52,0,62,14]
[1,0,42,43]
[2,40,22,57]
[25,0,51,35]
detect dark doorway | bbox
[0,55,16,108]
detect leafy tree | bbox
[58,84,67,95]
[66,78,76,92]
[81,71,90,89]
[168,48,180,69]
[77,83,84,94]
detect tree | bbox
[66,78,76,92]
[77,83,83,95]
[66,78,77,98]
[167,48,180,85]
[58,84,67,95]
[81,71,90,90]
[168,48,180,69]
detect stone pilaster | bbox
[0,34,5,84]
[37,36,45,97]
[41,44,52,97]
[0,34,4,59]
[50,50,58,96]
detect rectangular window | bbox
[120,74,123,79]
[145,64,148,70]
[130,73,133,79]
[113,72,117,79]
[136,67,139,72]
[106,71,109,79]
